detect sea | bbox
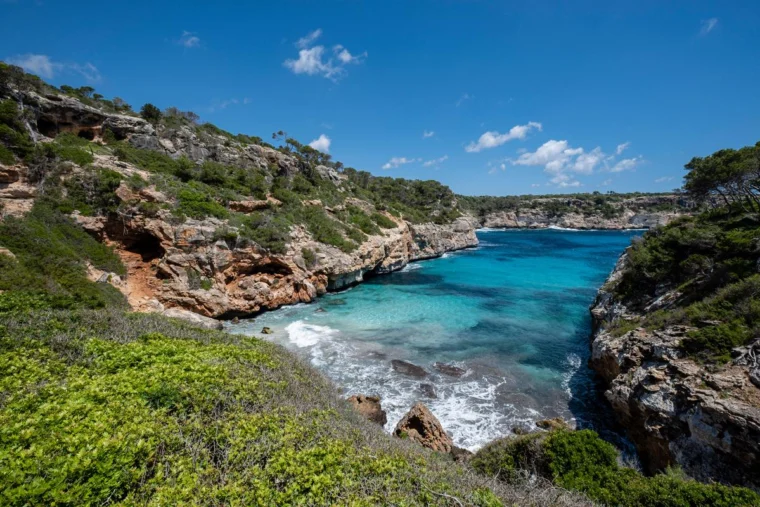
[227,228,640,451]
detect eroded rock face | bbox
[347,395,387,425]
[590,256,760,489]
[478,195,687,230]
[394,402,453,452]
[5,88,479,322]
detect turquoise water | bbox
[228,229,639,450]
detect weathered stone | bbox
[261,326,273,334]
[589,253,760,489]
[419,383,437,398]
[162,308,223,330]
[394,402,453,452]
[391,359,427,378]
[536,417,570,431]
[450,446,474,463]
[433,362,467,377]
[347,394,387,425]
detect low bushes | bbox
[0,309,564,506]
[0,202,126,314]
[472,429,760,507]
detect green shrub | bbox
[176,188,229,219]
[301,247,317,267]
[0,309,520,506]
[0,203,126,314]
[472,429,760,507]
[233,212,290,254]
[372,212,397,229]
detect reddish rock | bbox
[347,394,387,425]
[394,402,453,452]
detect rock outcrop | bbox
[1,87,478,320]
[394,402,453,453]
[477,195,688,230]
[590,255,760,489]
[347,394,388,426]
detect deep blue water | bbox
[229,229,639,449]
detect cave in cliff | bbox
[123,232,165,262]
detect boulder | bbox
[347,394,387,425]
[261,326,273,334]
[391,359,428,378]
[433,362,467,377]
[162,308,223,330]
[451,446,474,463]
[419,383,437,398]
[536,417,570,431]
[394,402,453,452]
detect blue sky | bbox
[2,1,759,196]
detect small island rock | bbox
[394,402,453,453]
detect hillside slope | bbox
[0,63,476,319]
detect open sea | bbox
[228,228,640,450]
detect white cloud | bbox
[655,176,674,183]
[573,147,604,174]
[297,29,322,48]
[178,31,201,48]
[284,46,342,79]
[8,54,55,78]
[382,157,418,170]
[610,156,643,173]
[456,93,472,107]
[615,142,631,155]
[601,178,613,187]
[332,45,367,65]
[208,97,251,113]
[308,134,331,153]
[465,122,542,153]
[423,155,448,167]
[700,18,718,36]
[423,130,435,139]
[531,183,541,188]
[6,53,101,82]
[285,30,366,80]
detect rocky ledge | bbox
[589,254,760,489]
[72,194,477,319]
[478,195,687,230]
[1,87,478,320]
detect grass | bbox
[0,309,589,506]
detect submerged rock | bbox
[433,362,467,377]
[347,394,387,426]
[419,383,437,398]
[394,402,453,452]
[391,359,427,378]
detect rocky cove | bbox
[590,253,760,489]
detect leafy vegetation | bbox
[0,309,582,506]
[0,202,126,313]
[472,429,760,507]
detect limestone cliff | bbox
[0,87,478,318]
[476,195,687,230]
[589,254,760,489]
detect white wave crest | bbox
[285,320,339,348]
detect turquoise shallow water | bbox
[228,229,640,450]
